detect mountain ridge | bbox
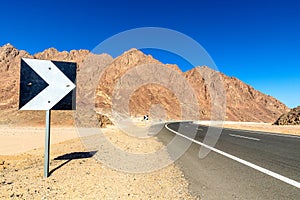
[0,43,289,125]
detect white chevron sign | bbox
[19,58,76,110]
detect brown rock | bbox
[96,113,113,128]
[274,106,300,125]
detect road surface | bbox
[156,121,300,199]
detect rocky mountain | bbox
[96,48,289,122]
[274,106,300,125]
[0,44,290,126]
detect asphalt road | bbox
[157,122,300,199]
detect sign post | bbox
[19,58,76,178]
[44,110,51,177]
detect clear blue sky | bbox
[1,0,299,108]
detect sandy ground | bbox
[0,125,79,155]
[0,125,195,199]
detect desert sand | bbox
[0,125,195,199]
[223,123,300,136]
[0,126,79,155]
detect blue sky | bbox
[1,0,299,108]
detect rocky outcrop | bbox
[96,113,114,128]
[274,106,300,125]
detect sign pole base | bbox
[44,110,51,178]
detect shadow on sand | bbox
[49,151,97,175]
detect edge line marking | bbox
[165,123,300,189]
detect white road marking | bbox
[229,134,260,141]
[165,123,300,189]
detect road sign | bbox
[19,58,76,110]
[144,115,149,121]
[19,58,77,178]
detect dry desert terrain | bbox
[0,123,299,199]
[0,125,194,199]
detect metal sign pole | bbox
[44,109,51,178]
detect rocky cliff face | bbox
[95,49,184,121]
[274,106,300,125]
[0,44,289,126]
[222,75,288,122]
